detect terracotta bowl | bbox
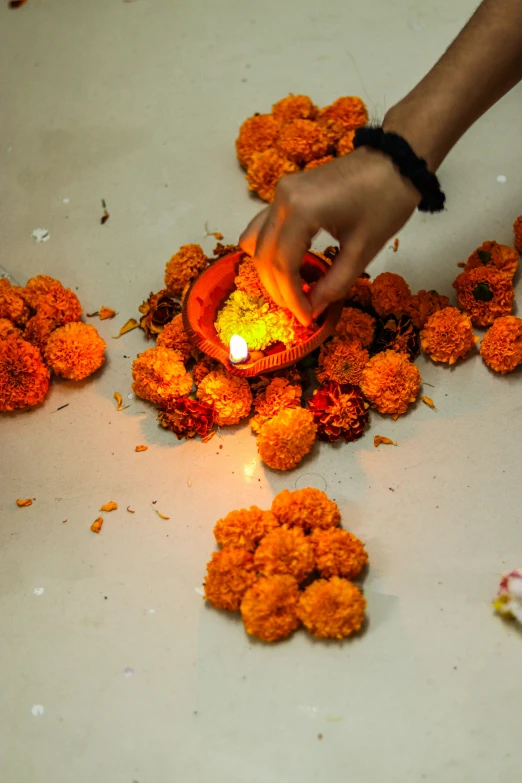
[182,250,342,377]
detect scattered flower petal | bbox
[373,436,396,447]
[127,506,135,514]
[99,307,117,320]
[91,517,104,534]
[113,318,139,338]
[113,391,130,411]
[154,509,170,520]
[135,444,148,452]
[100,501,118,512]
[421,395,437,411]
[16,498,33,507]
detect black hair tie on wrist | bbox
[353,126,446,213]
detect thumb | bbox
[310,240,367,318]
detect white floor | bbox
[1,1,521,781]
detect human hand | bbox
[239,147,420,325]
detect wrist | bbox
[383,100,450,172]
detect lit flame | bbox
[229,334,249,364]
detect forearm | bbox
[384,0,522,169]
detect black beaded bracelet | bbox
[353,126,446,213]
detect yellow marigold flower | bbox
[164,244,207,296]
[371,272,411,317]
[254,527,315,582]
[420,307,478,365]
[246,149,299,203]
[241,575,300,643]
[298,577,366,639]
[214,506,279,551]
[310,528,368,579]
[235,113,281,169]
[45,322,106,380]
[317,336,369,385]
[197,369,252,426]
[360,349,421,417]
[250,377,302,433]
[271,487,340,532]
[204,548,256,612]
[132,346,192,404]
[480,315,522,374]
[272,94,318,124]
[155,314,192,362]
[335,306,376,347]
[257,407,316,470]
[0,335,50,411]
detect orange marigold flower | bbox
[257,407,316,470]
[23,314,56,354]
[155,314,192,362]
[453,267,514,326]
[317,336,369,385]
[346,275,372,310]
[254,526,315,582]
[371,272,411,317]
[0,317,21,340]
[204,548,256,612]
[271,487,340,532]
[307,381,369,443]
[235,113,281,169]
[420,307,478,364]
[337,130,356,156]
[0,335,50,411]
[513,215,522,253]
[158,397,215,439]
[298,577,366,639]
[36,282,82,327]
[317,117,345,148]
[132,346,192,404]
[303,155,335,171]
[214,506,279,551]
[360,349,421,417]
[246,149,299,202]
[318,96,368,130]
[465,240,518,279]
[45,322,106,380]
[0,286,30,325]
[272,94,318,124]
[335,306,375,347]
[277,119,330,165]
[310,528,368,579]
[164,244,208,297]
[480,315,522,374]
[406,289,450,329]
[193,355,219,386]
[241,575,300,642]
[197,369,252,426]
[138,289,181,338]
[250,377,302,433]
[235,256,270,300]
[22,274,59,308]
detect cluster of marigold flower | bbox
[203,487,367,642]
[236,93,368,202]
[131,217,522,470]
[0,275,106,412]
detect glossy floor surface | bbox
[1,1,521,781]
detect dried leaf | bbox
[374,436,397,448]
[101,210,110,225]
[100,501,118,512]
[113,318,139,339]
[99,307,117,320]
[91,517,104,534]
[16,498,33,507]
[422,395,438,411]
[135,445,148,452]
[127,506,135,514]
[202,430,216,444]
[62,519,67,524]
[114,392,130,411]
[457,262,466,268]
[154,508,170,520]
